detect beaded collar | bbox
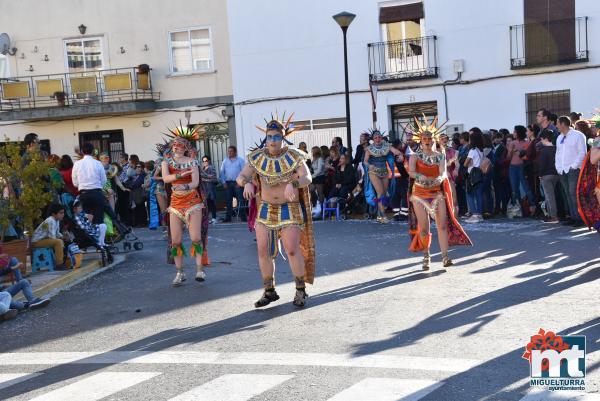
[164,153,199,170]
[415,150,444,166]
[367,141,391,157]
[247,147,307,186]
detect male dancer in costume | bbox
[161,126,206,286]
[407,115,472,270]
[237,114,315,308]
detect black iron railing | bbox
[510,17,589,69]
[0,66,159,111]
[368,36,438,83]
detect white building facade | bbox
[0,0,234,165]
[227,0,599,154]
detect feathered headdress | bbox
[154,140,170,158]
[410,113,448,143]
[255,111,304,148]
[366,128,387,141]
[165,122,202,144]
[163,122,202,157]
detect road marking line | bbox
[27,371,161,401]
[0,351,481,373]
[326,378,443,401]
[518,388,600,400]
[168,374,293,401]
[0,373,41,390]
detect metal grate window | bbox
[79,129,124,162]
[525,90,570,125]
[391,101,438,142]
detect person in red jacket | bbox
[59,155,78,195]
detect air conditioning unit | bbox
[445,124,464,136]
[193,58,211,71]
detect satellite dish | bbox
[0,33,16,56]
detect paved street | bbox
[0,219,599,400]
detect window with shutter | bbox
[523,0,575,65]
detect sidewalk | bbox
[10,252,125,301]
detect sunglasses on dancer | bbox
[266,133,283,142]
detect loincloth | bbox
[168,190,203,225]
[256,201,305,230]
[369,167,388,179]
[410,184,444,218]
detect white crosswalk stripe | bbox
[168,374,293,401]
[0,369,447,401]
[0,351,480,373]
[0,373,41,390]
[518,389,600,401]
[26,371,161,401]
[326,378,443,401]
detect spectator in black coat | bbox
[328,154,356,209]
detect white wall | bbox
[0,108,226,161]
[228,0,600,152]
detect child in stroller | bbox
[72,200,108,248]
[60,192,142,253]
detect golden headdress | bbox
[255,111,304,147]
[410,113,448,143]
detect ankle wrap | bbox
[263,276,275,290]
[170,244,187,257]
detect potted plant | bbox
[53,91,67,107]
[0,139,53,274]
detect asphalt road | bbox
[0,218,599,401]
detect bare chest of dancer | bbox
[256,174,300,205]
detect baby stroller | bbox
[59,195,113,266]
[104,216,144,253]
[60,193,142,255]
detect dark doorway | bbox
[78,130,124,162]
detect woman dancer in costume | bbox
[161,126,205,286]
[577,114,600,232]
[237,113,315,308]
[363,130,402,224]
[408,115,472,270]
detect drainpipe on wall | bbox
[442,71,462,121]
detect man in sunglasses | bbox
[236,115,315,308]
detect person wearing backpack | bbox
[463,128,485,223]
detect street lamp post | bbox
[332,11,356,156]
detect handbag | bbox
[468,167,484,190]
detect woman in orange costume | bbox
[161,126,205,286]
[408,116,472,270]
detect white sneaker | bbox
[210,218,217,225]
[312,201,322,217]
[195,266,206,282]
[464,214,482,223]
[172,271,186,287]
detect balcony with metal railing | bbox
[510,17,589,69]
[0,66,160,121]
[368,36,438,83]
